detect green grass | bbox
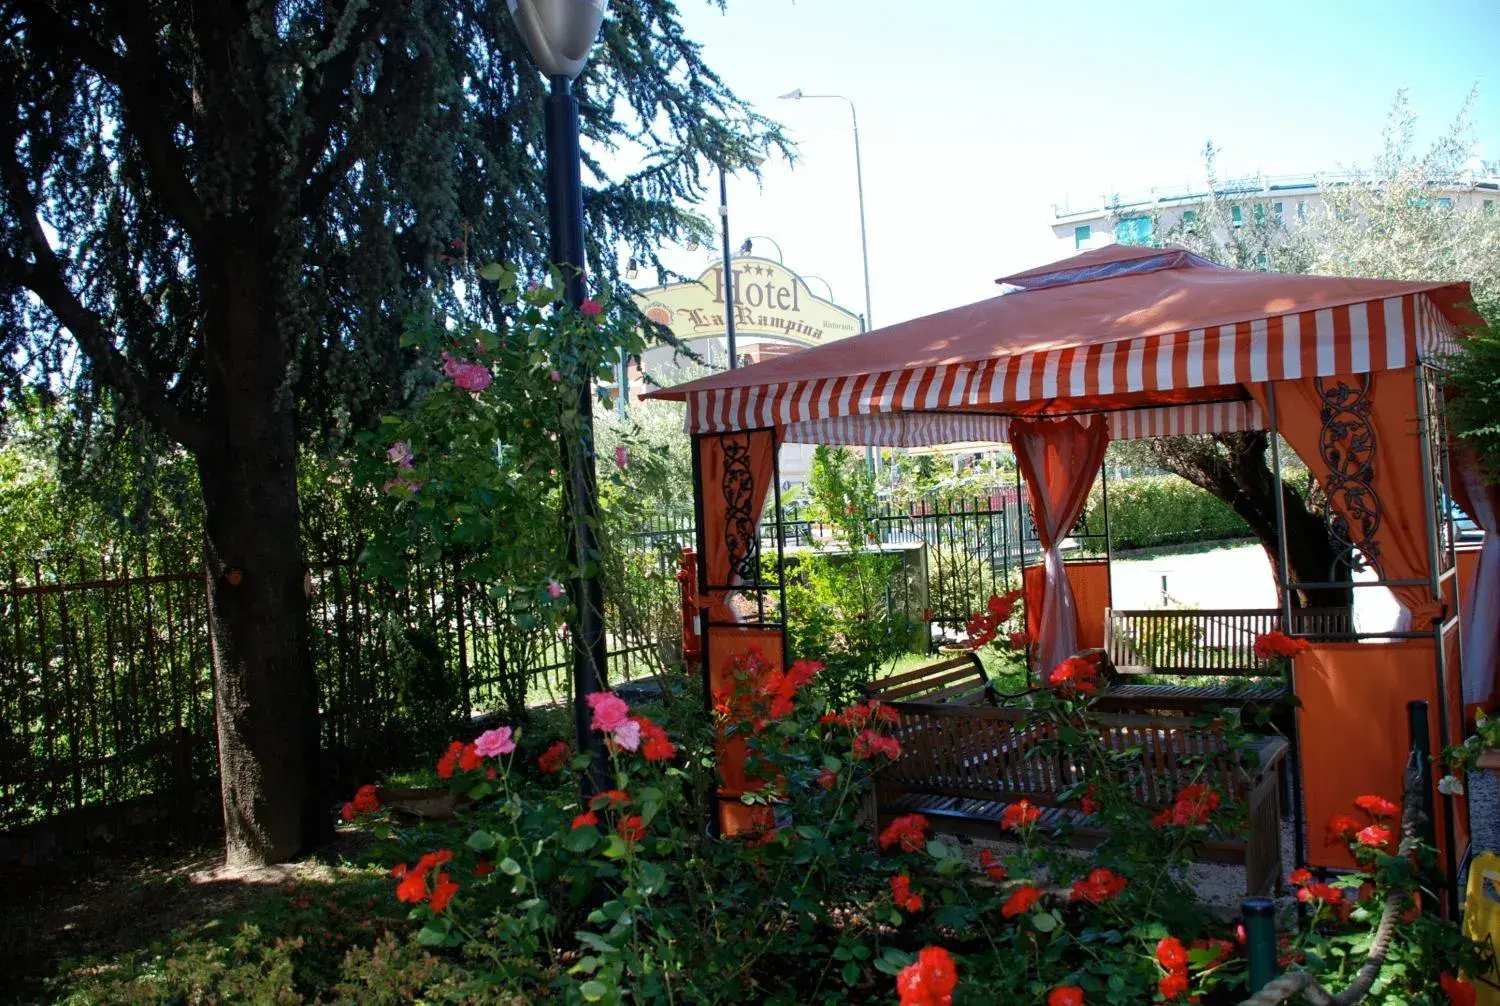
[875,648,1029,695]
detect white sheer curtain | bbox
[1453,446,1499,704]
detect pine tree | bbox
[0,0,775,865]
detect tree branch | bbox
[15,0,208,242]
[292,0,400,212]
[0,147,207,452]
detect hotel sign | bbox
[633,256,862,347]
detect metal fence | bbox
[0,494,1037,834]
[0,517,698,834]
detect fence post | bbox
[1243,896,1278,993]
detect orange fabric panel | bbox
[706,626,783,836]
[694,430,784,838]
[1023,560,1110,657]
[1295,639,1461,872]
[1251,370,1441,627]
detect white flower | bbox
[611,719,642,752]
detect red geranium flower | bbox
[1289,867,1312,885]
[1048,987,1084,1006]
[1297,881,1345,905]
[1253,631,1311,660]
[1156,936,1188,969]
[890,873,923,912]
[436,740,464,778]
[1047,656,1099,695]
[1169,783,1221,827]
[413,849,453,874]
[896,946,958,1006]
[571,811,598,830]
[1355,824,1391,849]
[977,848,1007,882]
[339,802,356,822]
[1069,867,1127,904]
[815,768,837,790]
[1001,884,1042,918]
[618,814,646,844]
[879,813,930,853]
[1354,794,1399,819]
[1158,968,1189,1000]
[457,742,482,773]
[853,729,902,761]
[351,783,380,815]
[538,740,572,774]
[1326,812,1362,846]
[395,871,428,903]
[428,872,458,913]
[1077,783,1100,816]
[636,717,678,762]
[1001,800,1041,831]
[1441,972,1478,1006]
[473,859,494,877]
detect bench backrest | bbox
[866,653,990,705]
[1105,608,1282,677]
[878,701,1249,809]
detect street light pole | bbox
[779,90,874,333]
[779,89,877,474]
[719,165,738,370]
[509,0,610,787]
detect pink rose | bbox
[474,726,515,758]
[440,352,461,378]
[547,579,563,599]
[580,298,603,317]
[453,362,492,392]
[614,445,629,468]
[550,369,563,383]
[611,719,641,752]
[587,691,631,733]
[387,442,414,468]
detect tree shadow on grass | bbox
[0,829,401,1004]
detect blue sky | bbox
[642,0,1499,327]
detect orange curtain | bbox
[1249,370,1440,628]
[694,429,783,836]
[1011,416,1110,672]
[1024,560,1110,653]
[1295,637,1463,872]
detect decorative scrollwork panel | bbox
[1316,375,1384,578]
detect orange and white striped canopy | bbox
[644,245,1474,445]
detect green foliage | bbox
[1092,475,1252,550]
[786,447,915,704]
[1446,319,1500,481]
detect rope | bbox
[1237,753,1425,1006]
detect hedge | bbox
[1090,474,1252,550]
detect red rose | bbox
[879,813,930,853]
[1156,936,1188,969]
[1158,968,1189,1000]
[1001,800,1041,831]
[538,740,572,774]
[1048,987,1084,1006]
[896,946,957,1006]
[1001,884,1042,918]
[427,872,458,913]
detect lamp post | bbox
[778,90,874,333]
[779,89,878,474]
[507,0,610,784]
[718,165,739,370]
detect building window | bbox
[1273,201,1284,220]
[1074,224,1091,249]
[1297,200,1307,220]
[1437,196,1453,209]
[1486,199,1495,215]
[1231,205,1243,227]
[1115,215,1152,246]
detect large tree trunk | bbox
[1149,432,1352,611]
[197,251,327,866]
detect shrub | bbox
[1090,474,1252,550]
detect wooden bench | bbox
[872,701,1287,895]
[865,652,997,706]
[1095,608,1293,715]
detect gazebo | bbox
[645,244,1490,890]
